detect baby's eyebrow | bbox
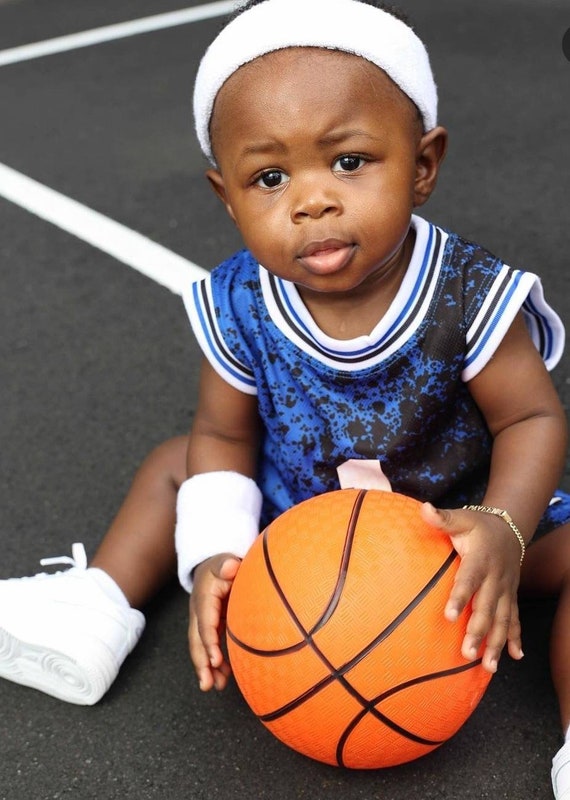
[238,140,287,160]
[317,128,381,146]
[238,129,380,160]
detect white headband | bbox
[193,0,438,163]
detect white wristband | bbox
[175,471,262,592]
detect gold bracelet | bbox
[462,505,526,564]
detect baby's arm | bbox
[185,359,260,691]
[424,312,568,673]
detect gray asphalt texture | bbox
[0,1,569,798]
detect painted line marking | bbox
[0,1,237,67]
[0,162,207,295]
[0,2,240,290]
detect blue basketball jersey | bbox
[184,216,565,527]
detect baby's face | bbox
[208,47,426,299]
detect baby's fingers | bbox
[465,591,510,672]
[189,607,231,691]
[188,555,241,691]
[188,608,217,691]
[479,596,523,672]
[442,546,502,664]
[505,601,524,663]
[462,588,523,674]
[444,553,487,623]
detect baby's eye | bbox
[255,170,289,189]
[333,155,366,173]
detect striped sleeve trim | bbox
[183,278,257,395]
[463,267,565,381]
[522,278,565,370]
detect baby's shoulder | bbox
[210,249,259,285]
[438,226,506,278]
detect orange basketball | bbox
[226,489,491,769]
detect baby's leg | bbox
[0,436,188,705]
[520,523,570,799]
[90,435,188,608]
[521,524,570,729]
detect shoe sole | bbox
[0,626,109,705]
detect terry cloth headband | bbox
[193,0,438,163]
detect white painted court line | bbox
[0,2,236,290]
[0,1,237,67]
[0,162,207,295]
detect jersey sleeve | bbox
[182,254,258,395]
[462,264,565,382]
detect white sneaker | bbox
[552,740,570,799]
[0,544,145,705]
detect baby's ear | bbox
[413,126,448,207]
[206,169,237,224]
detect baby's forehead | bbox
[218,47,368,90]
[212,47,419,128]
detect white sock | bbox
[87,568,130,608]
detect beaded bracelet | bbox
[462,504,526,564]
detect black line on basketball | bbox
[227,489,366,657]
[335,658,484,766]
[372,657,484,704]
[336,705,441,768]
[336,550,458,676]
[226,627,307,656]
[309,488,366,634]
[258,673,337,722]
[263,489,366,642]
[335,706,439,768]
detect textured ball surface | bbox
[226,489,491,768]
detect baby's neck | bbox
[298,231,414,340]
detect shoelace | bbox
[39,542,88,571]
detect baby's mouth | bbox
[297,239,356,274]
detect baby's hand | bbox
[421,503,524,674]
[188,553,241,691]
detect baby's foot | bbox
[0,544,145,704]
